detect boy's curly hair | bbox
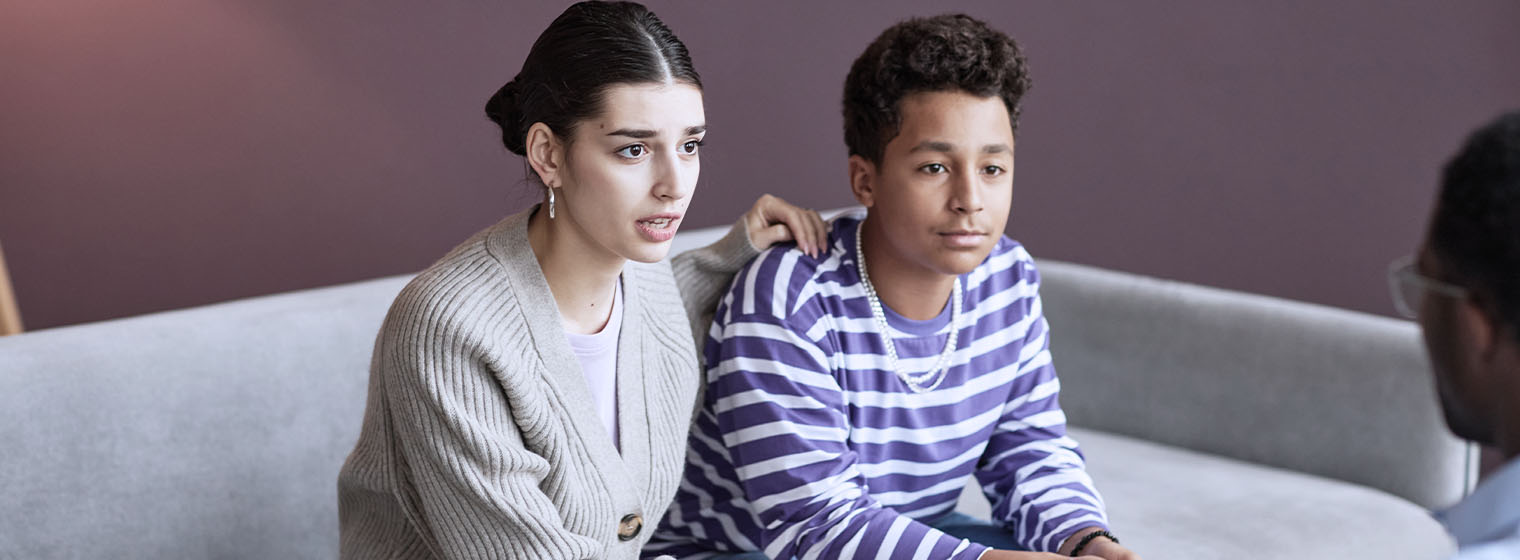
[843,14,1031,164]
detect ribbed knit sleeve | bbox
[340,209,700,560]
[376,276,601,559]
[670,220,759,351]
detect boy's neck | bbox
[858,216,958,321]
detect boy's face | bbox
[851,90,1015,277]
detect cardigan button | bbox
[617,513,643,542]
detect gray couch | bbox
[0,222,1473,559]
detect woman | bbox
[336,2,827,558]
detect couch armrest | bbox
[1037,260,1475,510]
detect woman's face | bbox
[556,82,706,264]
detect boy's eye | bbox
[681,140,703,154]
[983,165,1005,176]
[921,163,947,174]
[616,145,646,158]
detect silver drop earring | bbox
[547,187,556,219]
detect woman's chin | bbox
[622,243,673,264]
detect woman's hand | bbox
[740,194,830,258]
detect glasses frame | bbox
[1387,255,1469,319]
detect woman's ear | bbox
[525,122,565,188]
[848,155,877,208]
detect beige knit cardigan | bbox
[337,207,757,559]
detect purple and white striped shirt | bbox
[646,213,1108,560]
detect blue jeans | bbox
[705,512,1020,559]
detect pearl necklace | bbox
[854,226,961,393]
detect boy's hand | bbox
[1081,537,1141,560]
[980,550,1100,560]
[1058,528,1141,560]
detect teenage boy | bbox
[647,14,1137,560]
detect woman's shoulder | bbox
[382,218,528,343]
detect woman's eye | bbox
[616,145,646,159]
[681,140,702,155]
[921,163,947,174]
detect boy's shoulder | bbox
[980,234,1040,279]
[726,242,841,324]
[723,214,864,324]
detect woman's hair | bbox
[484,1,701,162]
[842,14,1031,165]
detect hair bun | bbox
[485,80,528,155]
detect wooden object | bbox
[0,241,23,335]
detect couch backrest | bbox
[0,223,1474,557]
[0,276,409,559]
[1036,259,1476,511]
[0,222,733,559]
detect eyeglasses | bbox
[1387,255,1469,319]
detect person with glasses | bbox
[1388,110,1520,559]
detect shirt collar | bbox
[1438,456,1520,547]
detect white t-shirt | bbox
[564,281,622,452]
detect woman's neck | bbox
[527,204,624,335]
[859,217,957,321]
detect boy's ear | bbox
[848,155,877,208]
[525,122,565,189]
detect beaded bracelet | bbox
[1069,530,1119,557]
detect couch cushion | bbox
[956,428,1455,559]
[0,275,409,558]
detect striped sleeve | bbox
[709,303,986,560]
[973,264,1109,553]
[670,220,760,352]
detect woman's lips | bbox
[636,214,682,242]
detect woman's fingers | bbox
[804,209,828,256]
[808,209,830,254]
[776,206,813,256]
[742,194,833,257]
[779,204,827,257]
[793,206,829,257]
[757,223,794,248]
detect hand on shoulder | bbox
[740,194,830,258]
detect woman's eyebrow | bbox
[607,128,656,139]
[607,124,707,139]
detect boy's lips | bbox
[939,230,988,248]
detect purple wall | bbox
[3,1,1518,330]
